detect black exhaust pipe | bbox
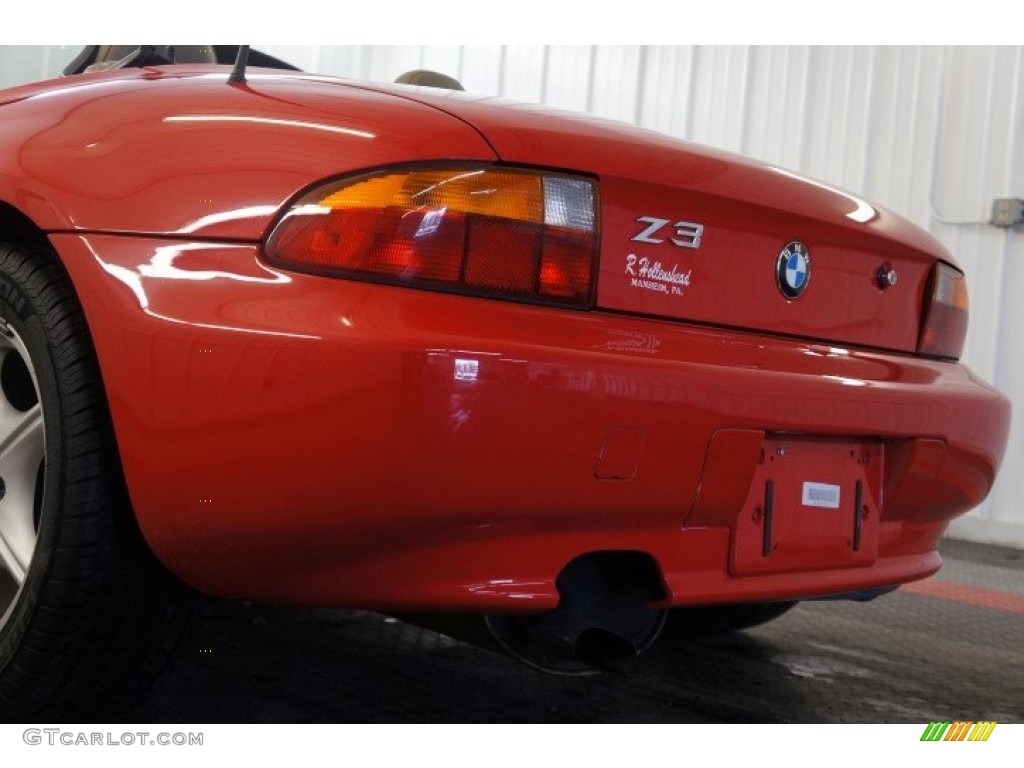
[574,628,639,672]
[399,551,667,675]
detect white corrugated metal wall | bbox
[2,45,1022,547]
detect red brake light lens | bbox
[918,262,969,360]
[265,165,598,307]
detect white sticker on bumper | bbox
[802,482,841,509]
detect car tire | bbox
[0,241,192,718]
[660,601,798,640]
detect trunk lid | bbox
[367,87,947,354]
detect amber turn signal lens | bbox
[265,165,598,307]
[918,262,968,360]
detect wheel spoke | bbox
[0,398,43,590]
[0,454,41,574]
[0,530,28,585]
[0,402,43,469]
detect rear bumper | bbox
[53,234,1011,611]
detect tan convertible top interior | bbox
[85,46,217,72]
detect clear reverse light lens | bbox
[543,177,595,231]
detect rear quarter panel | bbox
[0,68,497,239]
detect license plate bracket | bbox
[730,437,882,576]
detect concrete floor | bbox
[121,539,1024,723]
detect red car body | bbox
[0,65,1009,616]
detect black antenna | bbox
[228,45,250,85]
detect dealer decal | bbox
[624,253,692,297]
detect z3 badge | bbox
[631,216,704,249]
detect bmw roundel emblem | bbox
[776,241,810,299]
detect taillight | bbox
[265,165,598,307]
[918,262,968,359]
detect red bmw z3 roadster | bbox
[0,46,1010,715]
